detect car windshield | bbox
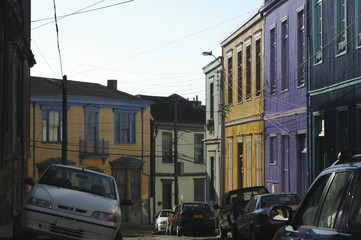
[160,210,171,217]
[38,166,116,199]
[261,194,301,208]
[182,202,209,211]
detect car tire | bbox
[219,224,227,238]
[176,225,182,237]
[113,230,122,240]
[12,214,37,240]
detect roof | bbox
[36,157,76,166]
[110,156,145,165]
[137,94,205,124]
[30,76,149,103]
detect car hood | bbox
[157,217,168,223]
[28,184,118,214]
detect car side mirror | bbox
[270,206,292,223]
[120,199,133,206]
[213,204,220,209]
[24,177,35,186]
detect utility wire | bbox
[53,0,64,77]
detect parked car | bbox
[234,193,301,240]
[13,164,133,240]
[214,186,268,238]
[166,204,179,235]
[171,201,217,236]
[153,209,171,233]
[272,147,361,239]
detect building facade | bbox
[261,0,308,196]
[30,77,152,224]
[0,0,35,225]
[203,57,223,207]
[306,0,361,181]
[221,12,265,191]
[139,94,206,217]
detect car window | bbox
[38,166,116,199]
[317,171,352,229]
[160,210,171,217]
[349,173,361,228]
[295,174,330,226]
[244,197,257,212]
[261,194,301,208]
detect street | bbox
[123,232,223,240]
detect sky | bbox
[31,0,264,104]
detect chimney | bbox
[107,79,117,90]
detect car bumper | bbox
[179,219,216,232]
[22,206,119,240]
[158,223,167,232]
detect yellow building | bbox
[220,12,264,191]
[29,77,152,224]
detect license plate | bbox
[193,214,203,219]
[56,218,80,230]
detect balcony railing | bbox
[79,139,109,163]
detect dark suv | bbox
[271,147,361,239]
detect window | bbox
[337,108,348,150]
[255,38,261,97]
[312,0,323,64]
[131,168,141,200]
[246,135,252,187]
[255,134,262,185]
[335,0,347,55]
[237,45,243,102]
[358,105,361,144]
[246,42,252,100]
[270,135,277,165]
[318,172,351,229]
[86,111,97,142]
[281,19,289,91]
[115,112,136,144]
[282,134,290,192]
[194,179,205,201]
[350,175,361,228]
[297,9,305,86]
[162,132,173,163]
[42,109,62,142]
[228,137,233,190]
[296,174,330,226]
[270,27,277,94]
[194,134,204,163]
[356,0,361,48]
[210,80,214,118]
[227,51,233,104]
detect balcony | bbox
[79,139,109,163]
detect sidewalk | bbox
[0,221,153,239]
[0,220,13,240]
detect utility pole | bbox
[173,101,179,205]
[62,75,67,165]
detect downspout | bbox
[140,107,151,224]
[33,103,36,178]
[305,0,312,188]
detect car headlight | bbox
[27,197,52,209]
[91,211,117,222]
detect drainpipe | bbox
[33,103,36,178]
[140,107,151,224]
[305,0,312,188]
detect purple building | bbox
[260,0,308,196]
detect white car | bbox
[13,164,132,240]
[154,209,171,233]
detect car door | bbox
[236,197,258,238]
[306,171,353,240]
[275,173,331,240]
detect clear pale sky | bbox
[31,0,263,103]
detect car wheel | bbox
[113,230,122,240]
[231,224,240,240]
[219,224,227,238]
[12,214,37,240]
[176,225,182,237]
[170,223,175,235]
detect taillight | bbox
[209,212,217,220]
